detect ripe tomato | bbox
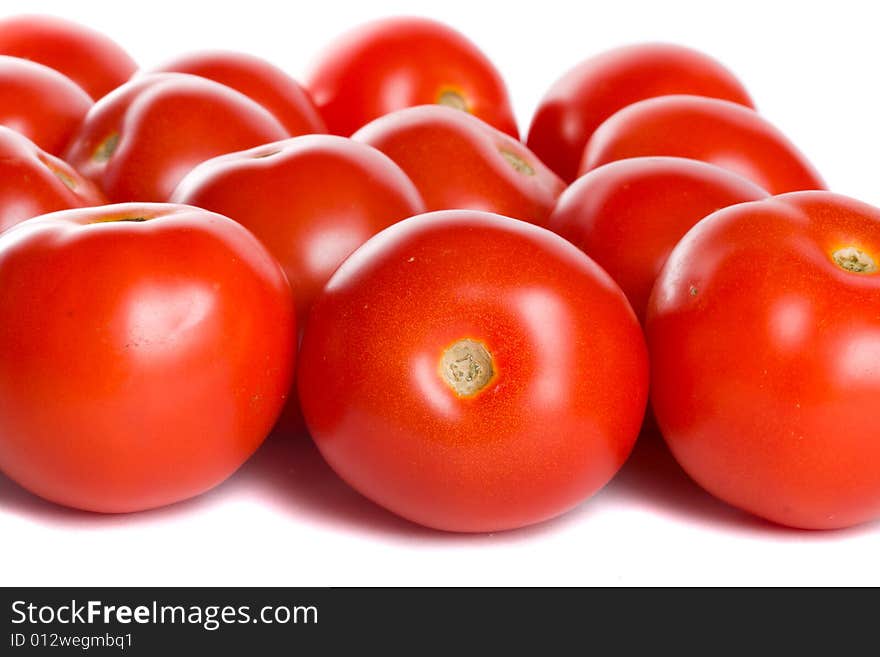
[152,51,327,136]
[527,43,754,182]
[65,73,289,202]
[548,156,768,322]
[172,134,424,327]
[0,126,105,233]
[306,17,518,137]
[353,106,564,226]
[0,55,93,155]
[298,210,649,532]
[647,191,880,529]
[0,203,296,513]
[580,95,825,194]
[0,15,136,99]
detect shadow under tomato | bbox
[602,414,879,540]
[233,428,602,543]
[2,418,874,541]
[0,466,226,528]
[0,428,591,541]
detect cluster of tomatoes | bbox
[0,15,877,534]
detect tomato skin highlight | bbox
[527,43,754,182]
[354,105,564,226]
[548,156,768,322]
[0,203,296,513]
[647,191,880,529]
[306,16,518,137]
[152,51,327,136]
[0,55,93,155]
[64,73,289,203]
[0,126,106,233]
[580,95,825,194]
[0,14,137,99]
[298,210,649,532]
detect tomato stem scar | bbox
[93,132,120,162]
[437,89,468,112]
[499,149,536,176]
[439,338,495,397]
[832,247,877,274]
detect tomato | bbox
[548,156,768,322]
[152,51,327,136]
[65,73,289,202]
[306,17,518,137]
[298,210,648,532]
[172,134,424,327]
[527,43,754,182]
[353,106,564,226]
[647,191,880,529]
[0,15,136,99]
[0,55,93,155]
[0,126,105,233]
[580,95,825,195]
[0,203,295,513]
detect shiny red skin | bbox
[0,203,296,513]
[306,17,518,137]
[647,191,880,529]
[353,105,564,226]
[172,135,425,327]
[580,95,826,195]
[65,73,289,202]
[0,15,136,99]
[0,126,106,233]
[0,55,93,155]
[548,156,768,322]
[527,43,754,182]
[152,51,327,136]
[298,210,649,532]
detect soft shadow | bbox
[603,415,878,540]
[0,466,226,529]
[232,429,598,544]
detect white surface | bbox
[2,0,879,587]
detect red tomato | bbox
[647,191,880,529]
[353,106,564,226]
[580,95,825,194]
[65,73,289,202]
[0,15,136,99]
[0,203,296,513]
[548,156,768,322]
[152,51,327,136]
[0,126,105,233]
[172,134,424,327]
[298,210,649,532]
[306,17,518,137]
[0,55,93,155]
[527,43,754,182]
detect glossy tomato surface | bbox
[0,203,296,513]
[548,156,768,321]
[0,15,136,99]
[153,51,326,136]
[354,105,564,226]
[580,95,825,194]
[172,135,424,327]
[65,73,289,202]
[298,210,649,532]
[0,55,93,155]
[0,126,105,233]
[648,191,880,529]
[527,43,753,182]
[307,17,518,137]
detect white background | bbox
[1,0,879,586]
